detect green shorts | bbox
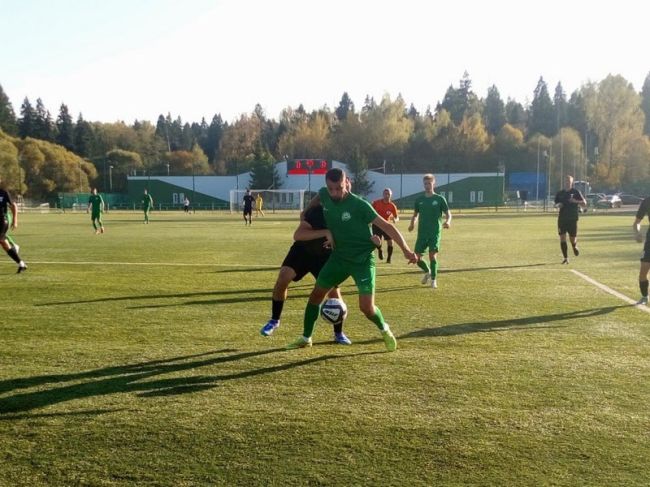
[316,254,376,295]
[415,233,441,254]
[91,211,101,220]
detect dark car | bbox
[617,193,643,205]
[596,194,622,208]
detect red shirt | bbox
[372,199,398,222]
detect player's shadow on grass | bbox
[215,267,279,274]
[399,305,627,338]
[378,262,550,277]
[0,348,381,415]
[36,288,274,307]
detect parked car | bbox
[596,194,622,208]
[616,193,643,205]
[584,193,605,206]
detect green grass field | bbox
[1,209,649,486]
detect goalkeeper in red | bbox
[286,168,418,352]
[408,173,451,289]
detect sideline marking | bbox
[571,269,650,314]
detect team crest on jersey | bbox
[341,211,351,222]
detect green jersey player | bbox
[408,173,451,289]
[142,189,153,224]
[86,188,105,234]
[286,168,418,352]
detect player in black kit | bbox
[259,204,355,344]
[554,175,586,264]
[242,189,254,225]
[633,197,650,305]
[0,180,27,273]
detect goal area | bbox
[229,189,305,213]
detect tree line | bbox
[1,71,650,200]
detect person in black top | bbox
[0,180,27,273]
[242,189,254,225]
[259,204,358,345]
[554,175,586,264]
[633,197,650,305]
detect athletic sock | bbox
[560,241,568,258]
[430,259,438,279]
[302,302,320,338]
[368,306,387,331]
[6,247,21,264]
[387,246,393,261]
[417,260,430,274]
[333,322,343,334]
[271,299,284,321]
[641,280,649,298]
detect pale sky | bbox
[1,0,648,124]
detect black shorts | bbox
[642,236,650,263]
[558,219,578,237]
[282,245,330,281]
[0,218,8,240]
[371,224,391,240]
[243,207,252,216]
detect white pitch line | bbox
[571,269,650,314]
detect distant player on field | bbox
[554,175,586,264]
[0,179,27,273]
[255,193,265,217]
[633,196,650,305]
[142,189,153,224]
[183,196,190,213]
[242,189,254,225]
[87,187,105,234]
[372,188,399,263]
[286,168,418,351]
[408,174,451,289]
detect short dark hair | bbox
[326,168,345,183]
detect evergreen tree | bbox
[33,98,55,141]
[248,144,281,189]
[641,72,650,136]
[73,113,93,157]
[0,84,17,135]
[181,122,193,151]
[438,71,481,125]
[55,103,74,150]
[347,147,374,196]
[205,114,224,163]
[505,99,526,130]
[335,92,355,121]
[18,97,35,138]
[484,85,506,135]
[528,77,555,137]
[553,82,567,131]
[155,113,171,151]
[407,103,419,119]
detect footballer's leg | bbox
[261,266,297,336]
[327,287,351,345]
[1,237,26,273]
[429,250,439,289]
[638,261,650,305]
[386,238,394,263]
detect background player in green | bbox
[142,189,153,224]
[554,175,586,264]
[408,173,451,289]
[86,188,105,234]
[0,178,27,273]
[286,168,418,352]
[633,196,650,305]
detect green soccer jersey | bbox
[142,194,153,208]
[318,187,379,264]
[414,193,449,237]
[89,194,104,213]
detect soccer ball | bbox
[320,298,348,325]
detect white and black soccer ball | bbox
[320,298,348,325]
